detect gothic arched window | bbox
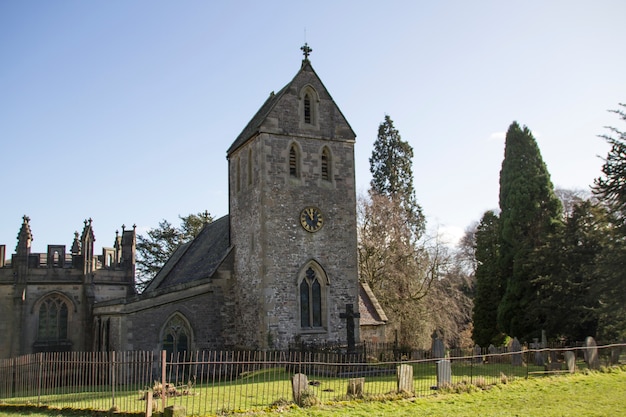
[321,147,331,181]
[37,295,69,342]
[289,144,300,178]
[304,93,312,124]
[299,86,319,128]
[299,264,328,328]
[162,314,191,358]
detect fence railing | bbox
[0,343,623,416]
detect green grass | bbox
[1,368,625,416]
[1,364,622,416]
[250,367,626,416]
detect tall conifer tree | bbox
[472,210,505,346]
[497,122,563,340]
[369,115,425,237]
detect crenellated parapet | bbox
[0,216,136,281]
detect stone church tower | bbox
[1,46,380,358]
[227,45,360,349]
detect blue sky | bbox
[1,1,625,254]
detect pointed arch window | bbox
[299,265,327,329]
[321,147,331,181]
[289,144,300,178]
[299,86,319,128]
[304,93,312,124]
[37,295,69,342]
[162,314,191,358]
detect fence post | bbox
[111,351,116,409]
[161,350,167,413]
[37,352,43,407]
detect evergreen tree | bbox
[472,211,506,346]
[592,104,626,340]
[369,115,425,237]
[136,211,213,291]
[536,200,603,341]
[497,122,563,341]
[594,103,626,217]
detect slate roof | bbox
[144,215,231,291]
[358,281,388,326]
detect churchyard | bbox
[0,338,623,416]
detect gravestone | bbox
[584,336,600,370]
[436,359,451,388]
[564,351,576,373]
[340,304,360,354]
[488,344,498,363]
[473,344,483,364]
[347,377,365,397]
[292,373,309,404]
[397,364,414,393]
[432,334,445,359]
[532,338,545,366]
[509,337,523,366]
[610,347,621,365]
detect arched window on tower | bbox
[289,144,300,178]
[299,264,328,328]
[321,147,331,181]
[304,93,312,124]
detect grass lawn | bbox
[263,368,626,417]
[1,367,625,417]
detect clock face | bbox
[300,207,324,232]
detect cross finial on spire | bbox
[301,43,312,60]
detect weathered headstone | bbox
[397,364,414,393]
[488,344,498,363]
[564,351,576,373]
[347,377,365,397]
[292,373,309,404]
[473,344,483,364]
[532,338,545,366]
[340,304,360,354]
[509,337,523,366]
[437,359,451,388]
[432,337,445,359]
[584,336,600,370]
[610,347,621,365]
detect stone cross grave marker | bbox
[340,303,360,354]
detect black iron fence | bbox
[0,343,623,416]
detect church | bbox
[0,46,387,359]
